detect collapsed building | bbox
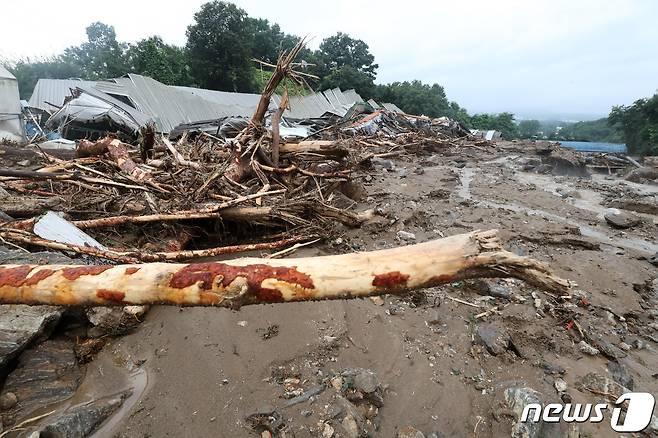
[26,74,428,143]
[0,66,26,144]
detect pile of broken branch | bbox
[0,41,373,264]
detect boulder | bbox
[604,210,641,229]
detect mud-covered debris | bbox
[38,391,130,438]
[85,305,148,337]
[604,210,641,229]
[398,425,425,438]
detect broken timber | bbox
[0,230,569,307]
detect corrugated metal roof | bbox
[95,74,238,133]
[381,102,404,113]
[367,99,381,109]
[28,79,96,111]
[0,65,17,81]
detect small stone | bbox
[399,168,409,178]
[396,230,416,241]
[322,422,335,438]
[369,296,385,306]
[619,342,631,351]
[398,425,425,438]
[579,340,599,355]
[237,320,248,327]
[554,378,567,393]
[301,410,312,417]
[607,360,634,390]
[0,392,17,410]
[474,323,512,356]
[341,414,360,438]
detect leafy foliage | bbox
[470,113,519,139]
[63,22,129,79]
[552,118,623,144]
[7,58,82,99]
[186,1,255,92]
[608,94,658,155]
[518,119,541,138]
[126,37,192,86]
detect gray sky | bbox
[2,0,657,120]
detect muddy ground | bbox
[2,141,657,437]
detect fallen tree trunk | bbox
[0,230,569,307]
[280,141,349,160]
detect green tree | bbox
[316,33,378,79]
[313,33,377,94]
[609,93,658,155]
[554,118,622,143]
[7,58,82,99]
[374,80,466,120]
[470,112,519,139]
[518,119,541,138]
[186,1,254,92]
[250,18,298,64]
[63,22,129,79]
[127,36,191,85]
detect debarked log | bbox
[0,230,569,307]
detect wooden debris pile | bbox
[0,40,499,267]
[0,41,369,264]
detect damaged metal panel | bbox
[46,86,153,138]
[28,78,97,112]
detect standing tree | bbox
[314,33,378,95]
[186,1,255,92]
[8,58,83,99]
[609,93,658,155]
[127,37,191,85]
[63,22,129,79]
[518,119,541,138]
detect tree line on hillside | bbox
[5,0,656,154]
[520,94,658,156]
[5,0,519,134]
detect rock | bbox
[554,378,567,393]
[576,372,628,395]
[341,414,360,438]
[38,392,129,438]
[607,360,634,390]
[398,425,425,438]
[466,279,511,299]
[350,369,379,394]
[369,296,385,306]
[625,167,658,183]
[0,340,82,426]
[322,422,335,438]
[604,210,641,229]
[86,305,148,337]
[396,230,416,241]
[0,305,63,372]
[589,336,627,359]
[648,252,658,267]
[474,323,512,356]
[0,392,17,411]
[372,157,394,170]
[398,168,409,178]
[578,340,599,355]
[505,387,543,438]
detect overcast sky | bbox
[2,0,657,120]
